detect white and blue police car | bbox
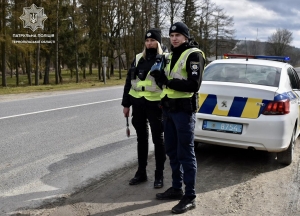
[194,54,300,165]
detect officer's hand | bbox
[123,107,130,117]
[150,70,161,79]
[155,71,168,89]
[156,72,168,85]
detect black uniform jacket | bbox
[162,41,205,112]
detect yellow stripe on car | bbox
[198,93,268,119]
[241,98,263,118]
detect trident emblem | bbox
[30,13,37,23]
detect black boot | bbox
[154,170,164,188]
[156,187,184,200]
[129,170,147,185]
[171,195,196,214]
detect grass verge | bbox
[0,69,127,95]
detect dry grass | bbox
[0,69,127,95]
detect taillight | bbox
[262,100,290,115]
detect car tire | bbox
[277,126,296,165]
[194,141,199,150]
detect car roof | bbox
[208,59,291,68]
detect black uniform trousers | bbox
[131,98,166,173]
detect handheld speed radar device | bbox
[150,54,165,75]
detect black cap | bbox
[169,22,190,38]
[145,28,162,43]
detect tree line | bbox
[0,0,236,87]
[0,0,297,88]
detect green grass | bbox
[0,69,127,95]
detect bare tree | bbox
[165,0,182,25]
[1,0,7,86]
[265,28,293,56]
[182,0,198,38]
[211,7,235,59]
[199,0,217,55]
[55,0,59,84]
[198,0,235,58]
[153,0,161,27]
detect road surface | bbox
[0,87,148,215]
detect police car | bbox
[194,54,300,165]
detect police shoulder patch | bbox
[190,61,200,72]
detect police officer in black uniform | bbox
[122,28,166,188]
[151,22,205,214]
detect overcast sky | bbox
[210,0,300,48]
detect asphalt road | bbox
[0,86,148,214]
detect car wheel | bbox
[277,126,296,165]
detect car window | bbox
[294,67,300,77]
[287,68,300,89]
[203,63,281,87]
[292,68,300,85]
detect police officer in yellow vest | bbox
[151,22,205,214]
[122,28,166,188]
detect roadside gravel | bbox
[13,140,300,216]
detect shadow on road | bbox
[12,140,289,216]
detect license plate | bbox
[202,120,243,134]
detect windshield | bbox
[203,63,281,87]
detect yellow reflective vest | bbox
[128,53,162,101]
[160,48,205,99]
